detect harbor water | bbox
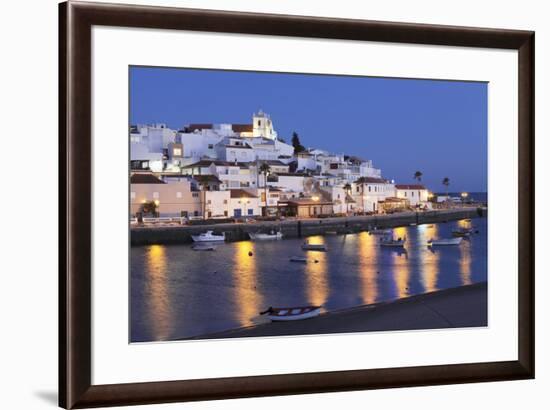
[130,217,487,342]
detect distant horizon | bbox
[130,66,488,192]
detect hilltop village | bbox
[130,110,431,220]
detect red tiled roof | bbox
[230,189,257,199]
[395,184,426,190]
[130,174,165,184]
[232,124,253,133]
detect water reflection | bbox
[233,241,262,326]
[145,245,171,340]
[420,224,439,292]
[357,232,378,304]
[391,227,410,297]
[460,238,472,285]
[305,235,329,306]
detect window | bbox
[248,209,253,215]
[207,200,211,204]
[192,192,199,198]
[368,186,371,192]
[173,147,182,156]
[412,191,415,197]
[208,144,213,149]
[223,199,228,204]
[404,192,407,197]
[153,192,159,199]
[130,191,136,199]
[224,211,228,217]
[176,192,182,199]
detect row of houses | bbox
[130,172,430,219]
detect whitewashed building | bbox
[395,184,430,207]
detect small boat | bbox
[260,306,322,321]
[249,230,283,241]
[369,228,392,236]
[380,236,406,247]
[192,244,216,251]
[289,256,308,263]
[428,237,463,246]
[452,228,473,237]
[191,230,225,242]
[301,242,327,251]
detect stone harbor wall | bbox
[130,207,486,246]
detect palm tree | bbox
[343,183,352,214]
[413,171,423,182]
[259,162,271,216]
[442,177,450,205]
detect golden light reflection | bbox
[459,239,472,285]
[458,219,471,229]
[390,227,409,298]
[305,236,329,306]
[146,245,171,340]
[420,224,439,292]
[233,241,263,326]
[357,232,378,304]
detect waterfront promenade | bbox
[185,282,487,340]
[131,207,486,245]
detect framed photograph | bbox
[59,1,534,408]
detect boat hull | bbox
[267,307,321,321]
[429,238,463,246]
[249,232,283,241]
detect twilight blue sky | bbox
[130,66,487,192]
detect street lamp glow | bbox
[154,199,160,206]
[461,192,468,198]
[312,195,319,202]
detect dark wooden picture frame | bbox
[59,1,535,408]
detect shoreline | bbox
[180,282,488,341]
[131,207,486,246]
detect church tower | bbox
[252,110,277,140]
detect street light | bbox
[312,195,319,202]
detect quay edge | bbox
[130,207,486,246]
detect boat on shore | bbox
[379,236,406,247]
[428,237,463,246]
[248,230,283,241]
[301,242,327,251]
[260,306,322,321]
[191,230,225,243]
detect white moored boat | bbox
[301,242,327,251]
[249,230,283,241]
[428,237,463,246]
[260,306,321,321]
[191,230,225,243]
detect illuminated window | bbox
[173,147,182,156]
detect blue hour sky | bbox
[130,66,487,193]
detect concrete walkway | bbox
[189,282,487,340]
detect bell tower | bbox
[252,109,277,140]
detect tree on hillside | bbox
[291,131,306,153]
[259,162,271,216]
[414,171,423,182]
